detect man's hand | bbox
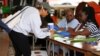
[49,30,55,35]
[49,30,55,37]
[59,27,65,31]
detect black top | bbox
[40,14,53,28]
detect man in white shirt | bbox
[8,6,54,56]
[58,9,79,36]
[58,18,79,30]
[53,9,79,56]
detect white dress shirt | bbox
[13,6,50,39]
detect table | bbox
[0,32,10,56]
[48,38,100,56]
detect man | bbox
[58,8,79,36]
[0,6,54,56]
[53,8,80,56]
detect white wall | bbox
[48,0,99,6]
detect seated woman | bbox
[70,5,100,56]
[53,5,100,56]
[73,6,100,38]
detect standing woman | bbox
[0,6,54,56]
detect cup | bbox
[73,42,83,48]
[96,42,100,51]
[97,40,100,47]
[48,23,54,30]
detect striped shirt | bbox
[85,22,100,37]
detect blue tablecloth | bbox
[54,25,70,37]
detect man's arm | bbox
[29,8,51,39]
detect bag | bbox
[2,6,29,29]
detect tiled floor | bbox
[8,46,48,56]
[31,50,48,56]
[8,46,15,56]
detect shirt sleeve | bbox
[68,19,79,29]
[29,8,51,39]
[86,23,99,33]
[57,18,67,28]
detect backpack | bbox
[2,6,29,29]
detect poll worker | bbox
[0,6,54,56]
[70,6,100,56]
[51,8,79,56]
[58,8,80,36]
[73,6,100,37]
[35,3,54,50]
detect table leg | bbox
[74,50,76,56]
[68,49,70,56]
[46,40,48,50]
[47,41,51,56]
[52,43,55,56]
[32,36,35,50]
[62,47,66,56]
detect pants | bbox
[9,30,31,56]
[35,38,47,50]
[28,36,33,46]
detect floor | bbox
[8,37,48,56]
[31,50,48,56]
[8,46,48,56]
[8,46,15,56]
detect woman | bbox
[70,6,100,56]
[0,6,54,56]
[73,6,100,38]
[75,2,87,22]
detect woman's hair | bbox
[82,6,99,28]
[36,4,47,11]
[35,2,50,11]
[75,2,87,20]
